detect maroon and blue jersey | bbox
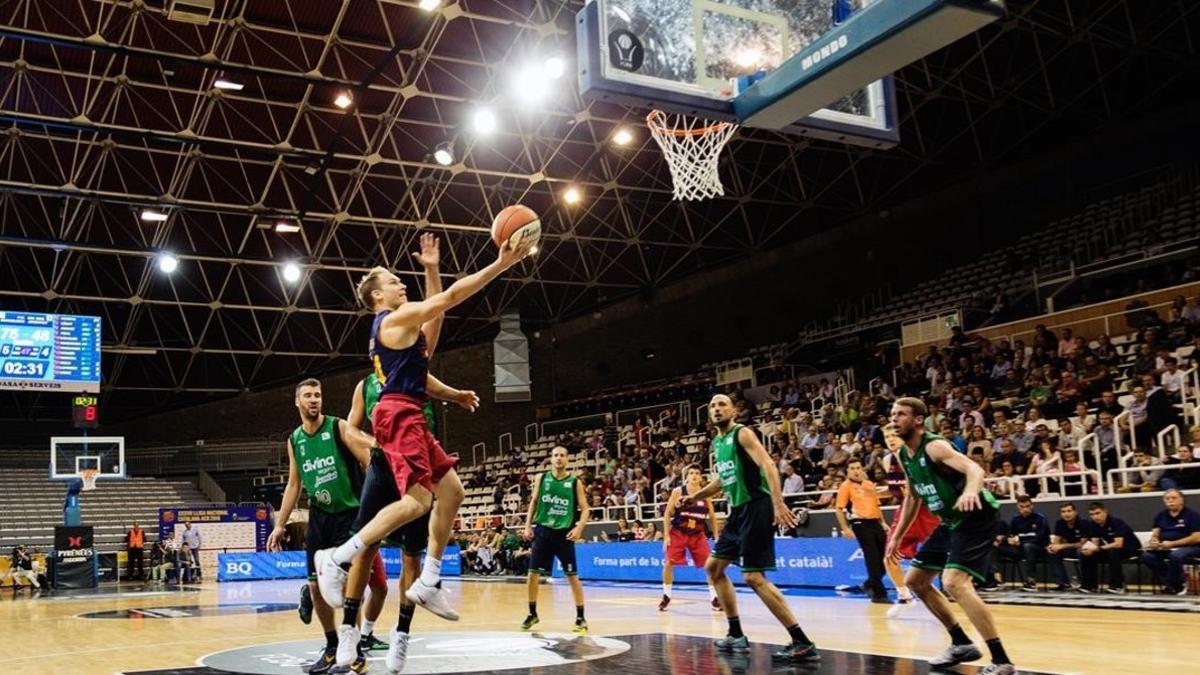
[671,484,711,535]
[369,311,428,399]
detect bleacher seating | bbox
[0,469,211,551]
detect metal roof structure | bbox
[0,0,1196,421]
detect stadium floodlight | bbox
[282,262,303,283]
[140,209,169,222]
[157,253,179,274]
[563,186,581,204]
[472,108,498,135]
[213,78,243,91]
[433,142,454,166]
[419,0,441,10]
[334,91,353,109]
[612,127,633,146]
[543,56,566,79]
[512,64,551,103]
[274,220,301,234]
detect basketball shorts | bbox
[712,497,776,572]
[888,503,942,560]
[666,529,710,567]
[911,503,998,581]
[306,507,358,580]
[530,524,577,576]
[372,394,457,496]
[354,448,432,555]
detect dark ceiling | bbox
[0,0,1196,422]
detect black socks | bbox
[786,624,811,644]
[986,638,1011,665]
[396,603,415,634]
[342,598,361,627]
[727,617,744,638]
[528,602,537,617]
[576,605,585,620]
[948,624,972,646]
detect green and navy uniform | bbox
[291,415,364,579]
[353,374,430,554]
[710,424,777,572]
[901,431,1000,581]
[530,471,580,576]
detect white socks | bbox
[898,587,913,601]
[361,619,375,637]
[662,582,671,597]
[332,534,365,566]
[708,586,717,600]
[420,556,442,586]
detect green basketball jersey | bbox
[898,431,998,529]
[289,415,361,514]
[712,424,770,508]
[361,374,382,427]
[533,471,577,530]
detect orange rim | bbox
[645,110,732,137]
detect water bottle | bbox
[831,526,838,538]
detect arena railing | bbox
[1156,425,1181,457]
[1105,461,1200,496]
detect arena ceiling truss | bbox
[0,0,1196,420]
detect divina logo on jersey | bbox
[302,455,337,474]
[541,493,571,508]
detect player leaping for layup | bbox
[886,397,1016,675]
[659,463,721,612]
[314,232,531,631]
[682,394,819,663]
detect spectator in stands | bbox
[782,464,805,494]
[1161,358,1185,403]
[1165,444,1200,489]
[1047,502,1091,591]
[1000,495,1051,591]
[603,413,619,456]
[181,521,201,580]
[1139,373,1181,435]
[1027,438,1062,495]
[125,521,146,581]
[1080,502,1139,593]
[1057,328,1077,359]
[1009,422,1035,455]
[1090,411,1119,472]
[1140,489,1200,595]
[1117,448,1168,492]
[149,537,173,584]
[991,461,1024,499]
[1183,296,1200,324]
[1058,418,1085,450]
[623,481,640,506]
[1027,375,1054,411]
[643,522,663,542]
[997,370,1025,407]
[1070,402,1096,433]
[959,400,984,430]
[1034,324,1058,353]
[5,545,39,592]
[1096,391,1123,418]
[1132,344,1158,378]
[1078,355,1111,396]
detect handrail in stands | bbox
[1106,461,1200,495]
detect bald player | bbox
[682,394,819,663]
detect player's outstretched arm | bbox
[268,441,302,551]
[426,373,479,412]
[413,233,446,355]
[347,379,366,429]
[382,238,531,332]
[685,477,725,503]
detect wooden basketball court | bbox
[2,577,1193,674]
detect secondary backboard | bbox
[50,436,126,480]
[577,0,898,147]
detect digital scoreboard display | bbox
[0,311,101,392]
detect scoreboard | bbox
[0,311,101,392]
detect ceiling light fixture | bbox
[433,142,454,166]
[334,92,353,109]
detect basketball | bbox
[491,205,541,252]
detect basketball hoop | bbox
[646,110,738,201]
[80,469,98,492]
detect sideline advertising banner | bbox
[53,525,98,588]
[218,546,461,582]
[556,538,901,588]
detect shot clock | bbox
[72,395,100,429]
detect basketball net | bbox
[646,110,738,201]
[80,469,98,491]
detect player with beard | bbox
[886,397,1015,674]
[681,395,817,662]
[269,378,375,674]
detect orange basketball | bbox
[491,205,542,252]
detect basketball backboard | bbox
[577,0,1006,147]
[50,436,126,481]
